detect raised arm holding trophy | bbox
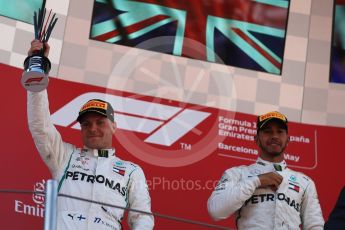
[23,2,154,229]
[21,0,57,92]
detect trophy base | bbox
[21,71,49,92]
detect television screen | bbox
[90,0,290,75]
[0,0,44,24]
[330,0,345,84]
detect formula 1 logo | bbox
[51,92,211,147]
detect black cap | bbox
[77,99,114,123]
[257,111,288,132]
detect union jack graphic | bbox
[90,0,290,74]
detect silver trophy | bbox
[21,3,58,92]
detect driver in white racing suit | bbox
[27,40,154,230]
[207,111,324,229]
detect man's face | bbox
[255,120,289,158]
[80,113,116,149]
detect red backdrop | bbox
[0,63,344,229]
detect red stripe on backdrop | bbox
[232,27,281,69]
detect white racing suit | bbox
[207,158,324,229]
[27,90,154,230]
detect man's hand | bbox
[258,172,283,191]
[28,39,50,57]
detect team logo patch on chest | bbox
[113,167,125,176]
[113,161,126,176]
[288,183,300,193]
[72,155,90,171]
[288,175,300,193]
